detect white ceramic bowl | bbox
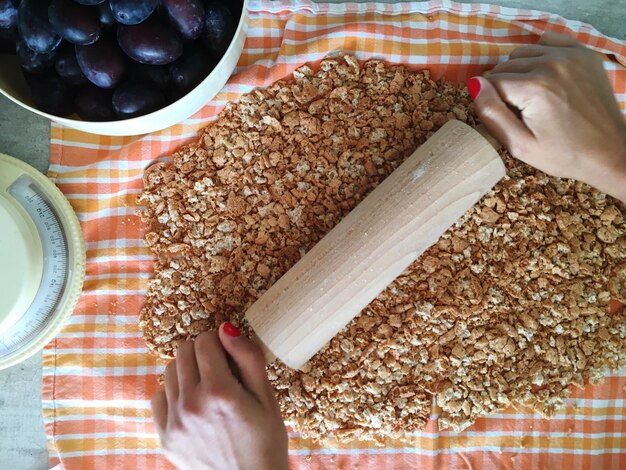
[0,1,248,136]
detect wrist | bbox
[596,162,626,205]
[584,129,626,204]
[611,162,626,204]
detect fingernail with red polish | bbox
[468,77,481,101]
[223,322,241,338]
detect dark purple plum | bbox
[17,38,57,71]
[224,0,243,21]
[0,25,16,54]
[74,0,105,4]
[55,43,88,85]
[98,2,115,29]
[17,0,62,53]
[131,62,170,89]
[109,0,159,25]
[48,0,101,45]
[112,79,165,118]
[162,0,204,41]
[169,47,215,99]
[26,72,74,116]
[76,35,126,88]
[202,1,235,56]
[117,18,182,65]
[74,85,116,121]
[0,0,18,29]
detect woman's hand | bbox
[151,323,288,470]
[470,31,626,203]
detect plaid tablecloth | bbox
[43,1,626,468]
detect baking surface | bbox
[138,53,625,444]
[0,0,625,468]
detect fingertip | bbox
[218,322,238,350]
[509,44,546,60]
[150,389,168,436]
[218,323,272,401]
[218,322,262,360]
[164,359,179,400]
[538,30,580,47]
[193,330,221,356]
[193,331,233,384]
[538,30,557,44]
[469,76,499,107]
[469,76,533,157]
[467,76,482,101]
[150,389,166,412]
[222,321,241,338]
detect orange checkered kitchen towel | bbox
[43,1,626,468]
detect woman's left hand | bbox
[151,323,289,470]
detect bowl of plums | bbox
[0,0,246,135]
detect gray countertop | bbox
[0,1,624,468]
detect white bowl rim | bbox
[0,0,249,130]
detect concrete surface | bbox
[0,96,50,173]
[0,354,49,467]
[0,89,50,469]
[0,1,623,468]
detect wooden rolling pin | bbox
[245,120,505,369]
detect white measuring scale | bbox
[0,153,85,370]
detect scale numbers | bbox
[0,175,70,356]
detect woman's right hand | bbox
[470,31,626,203]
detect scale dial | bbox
[0,153,85,370]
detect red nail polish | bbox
[468,77,481,101]
[223,322,241,338]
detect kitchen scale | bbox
[0,152,85,370]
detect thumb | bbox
[469,76,534,158]
[218,322,275,406]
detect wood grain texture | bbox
[246,120,506,369]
